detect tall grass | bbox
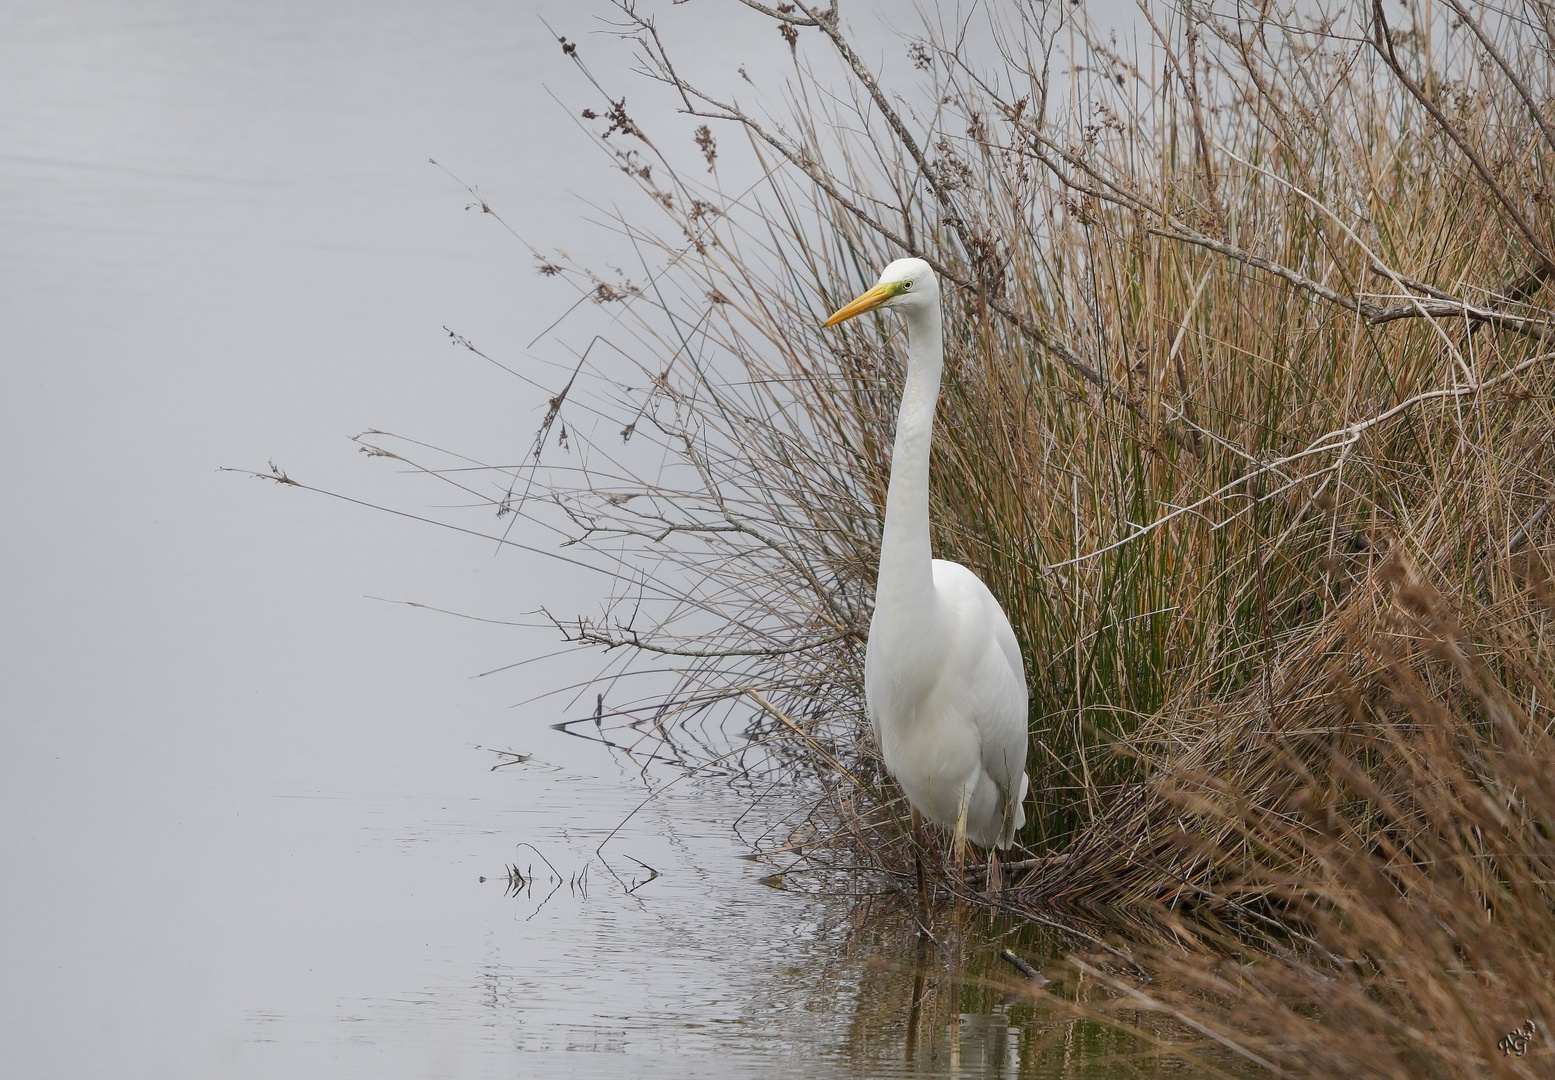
[344,0,1555,1069]
[469,0,1553,865]
[362,3,1554,1058]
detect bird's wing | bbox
[986,591,1026,689]
[932,559,1026,688]
[931,560,1030,792]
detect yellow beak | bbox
[822,281,904,328]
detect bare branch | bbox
[1370,0,1555,276]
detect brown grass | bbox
[1039,543,1555,1076]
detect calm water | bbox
[0,2,1145,1076]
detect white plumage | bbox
[825,258,1030,851]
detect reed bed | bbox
[368,0,1555,1070]
[491,0,1549,864]
[1050,540,1555,1076]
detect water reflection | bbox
[312,739,1175,1079]
[783,901,1141,1079]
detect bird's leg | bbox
[952,796,969,876]
[986,847,1001,893]
[910,806,929,919]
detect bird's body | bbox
[867,559,1029,848]
[825,258,1029,852]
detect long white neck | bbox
[874,301,943,625]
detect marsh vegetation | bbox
[364,0,1555,1074]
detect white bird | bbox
[824,258,1030,866]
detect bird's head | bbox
[822,257,938,328]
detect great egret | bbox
[824,258,1030,873]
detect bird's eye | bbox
[900,281,912,290]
